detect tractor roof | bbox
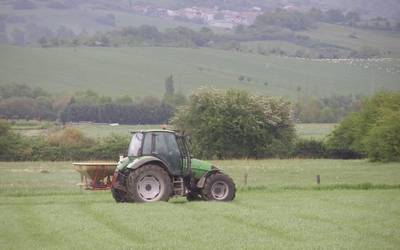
[130,129,178,134]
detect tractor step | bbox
[173,177,185,196]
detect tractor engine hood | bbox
[190,158,216,179]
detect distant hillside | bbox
[0,45,399,98]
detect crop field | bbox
[1,46,400,98]
[1,159,399,249]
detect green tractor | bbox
[111,129,236,203]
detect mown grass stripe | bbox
[239,183,400,192]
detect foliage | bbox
[0,84,177,125]
[254,10,314,31]
[363,110,400,162]
[293,138,327,158]
[47,128,93,147]
[60,100,174,124]
[0,119,31,160]
[0,84,56,120]
[294,95,363,123]
[172,88,295,159]
[162,75,187,107]
[327,92,400,161]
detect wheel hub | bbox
[137,175,161,201]
[211,181,229,200]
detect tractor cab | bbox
[127,130,191,176]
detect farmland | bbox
[0,159,399,249]
[1,45,400,98]
[11,121,337,139]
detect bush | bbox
[47,127,94,147]
[294,138,327,158]
[326,92,400,161]
[0,119,32,161]
[172,88,295,159]
[90,134,130,160]
[363,110,400,162]
[30,130,128,161]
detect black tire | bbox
[126,164,172,203]
[201,172,236,201]
[111,187,128,203]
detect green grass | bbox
[244,23,400,59]
[0,159,399,249]
[295,123,337,139]
[1,45,399,98]
[299,23,400,57]
[11,122,336,139]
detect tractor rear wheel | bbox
[126,164,172,202]
[202,173,236,201]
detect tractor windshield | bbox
[128,132,143,157]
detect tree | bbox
[326,92,400,161]
[163,75,176,105]
[38,37,48,48]
[324,9,345,23]
[164,75,175,97]
[172,88,295,159]
[11,28,25,46]
[345,11,360,26]
[363,110,400,162]
[0,120,31,160]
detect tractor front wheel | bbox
[111,187,128,203]
[126,164,172,202]
[202,173,236,201]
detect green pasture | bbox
[11,122,337,139]
[295,123,337,139]
[1,46,399,98]
[0,159,399,249]
[299,23,400,57]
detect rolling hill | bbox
[0,45,399,98]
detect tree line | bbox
[0,82,364,124]
[3,8,397,59]
[1,89,398,162]
[0,77,186,124]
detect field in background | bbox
[0,159,399,249]
[11,122,337,139]
[0,3,203,33]
[1,46,399,98]
[295,123,337,139]
[244,22,400,58]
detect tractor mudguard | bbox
[126,156,169,172]
[196,169,221,188]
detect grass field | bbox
[1,45,399,98]
[12,122,337,139]
[299,23,400,57]
[0,159,399,249]
[295,123,337,139]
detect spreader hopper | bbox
[73,162,117,190]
